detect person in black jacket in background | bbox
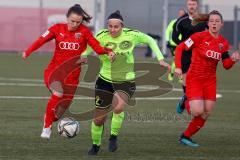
[172,0,208,114]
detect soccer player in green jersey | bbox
[85,10,170,155]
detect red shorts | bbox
[186,77,216,101]
[44,66,80,96]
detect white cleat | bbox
[40,127,52,139]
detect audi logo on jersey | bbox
[205,50,221,60]
[59,42,80,50]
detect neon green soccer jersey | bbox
[83,28,164,82]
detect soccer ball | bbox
[57,117,80,138]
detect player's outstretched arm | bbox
[174,42,185,69]
[159,60,171,73]
[174,42,187,78]
[145,35,171,71]
[23,30,55,59]
[84,29,109,55]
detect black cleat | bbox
[88,144,100,155]
[108,135,118,152]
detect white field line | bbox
[0,96,182,100]
[0,77,239,94]
[0,82,45,87]
[0,94,222,100]
[0,77,43,82]
[0,82,238,94]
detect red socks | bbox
[43,95,62,128]
[43,94,74,128]
[184,116,206,138]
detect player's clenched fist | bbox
[231,51,240,62]
[108,51,116,63]
[175,68,182,78]
[22,52,27,59]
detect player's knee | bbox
[113,102,125,114]
[52,90,63,97]
[192,111,204,117]
[191,108,204,117]
[202,111,212,119]
[50,81,63,97]
[93,119,105,126]
[113,107,123,114]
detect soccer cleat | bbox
[168,73,174,81]
[88,144,100,155]
[108,135,118,152]
[40,127,52,139]
[176,95,186,114]
[178,77,183,84]
[179,134,199,147]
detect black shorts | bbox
[95,76,136,108]
[181,50,192,74]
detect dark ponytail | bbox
[107,10,124,22]
[66,4,92,23]
[192,13,209,26]
[192,10,223,26]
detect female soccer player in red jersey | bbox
[22,4,115,139]
[175,10,240,147]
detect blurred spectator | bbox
[166,8,186,82]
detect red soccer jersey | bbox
[25,23,109,69]
[175,30,234,79]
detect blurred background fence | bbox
[0,0,239,54]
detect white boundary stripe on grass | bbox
[0,82,238,95]
[0,94,222,100]
[0,82,45,87]
[0,77,239,94]
[0,96,181,100]
[0,82,239,94]
[171,88,240,94]
[0,77,43,82]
